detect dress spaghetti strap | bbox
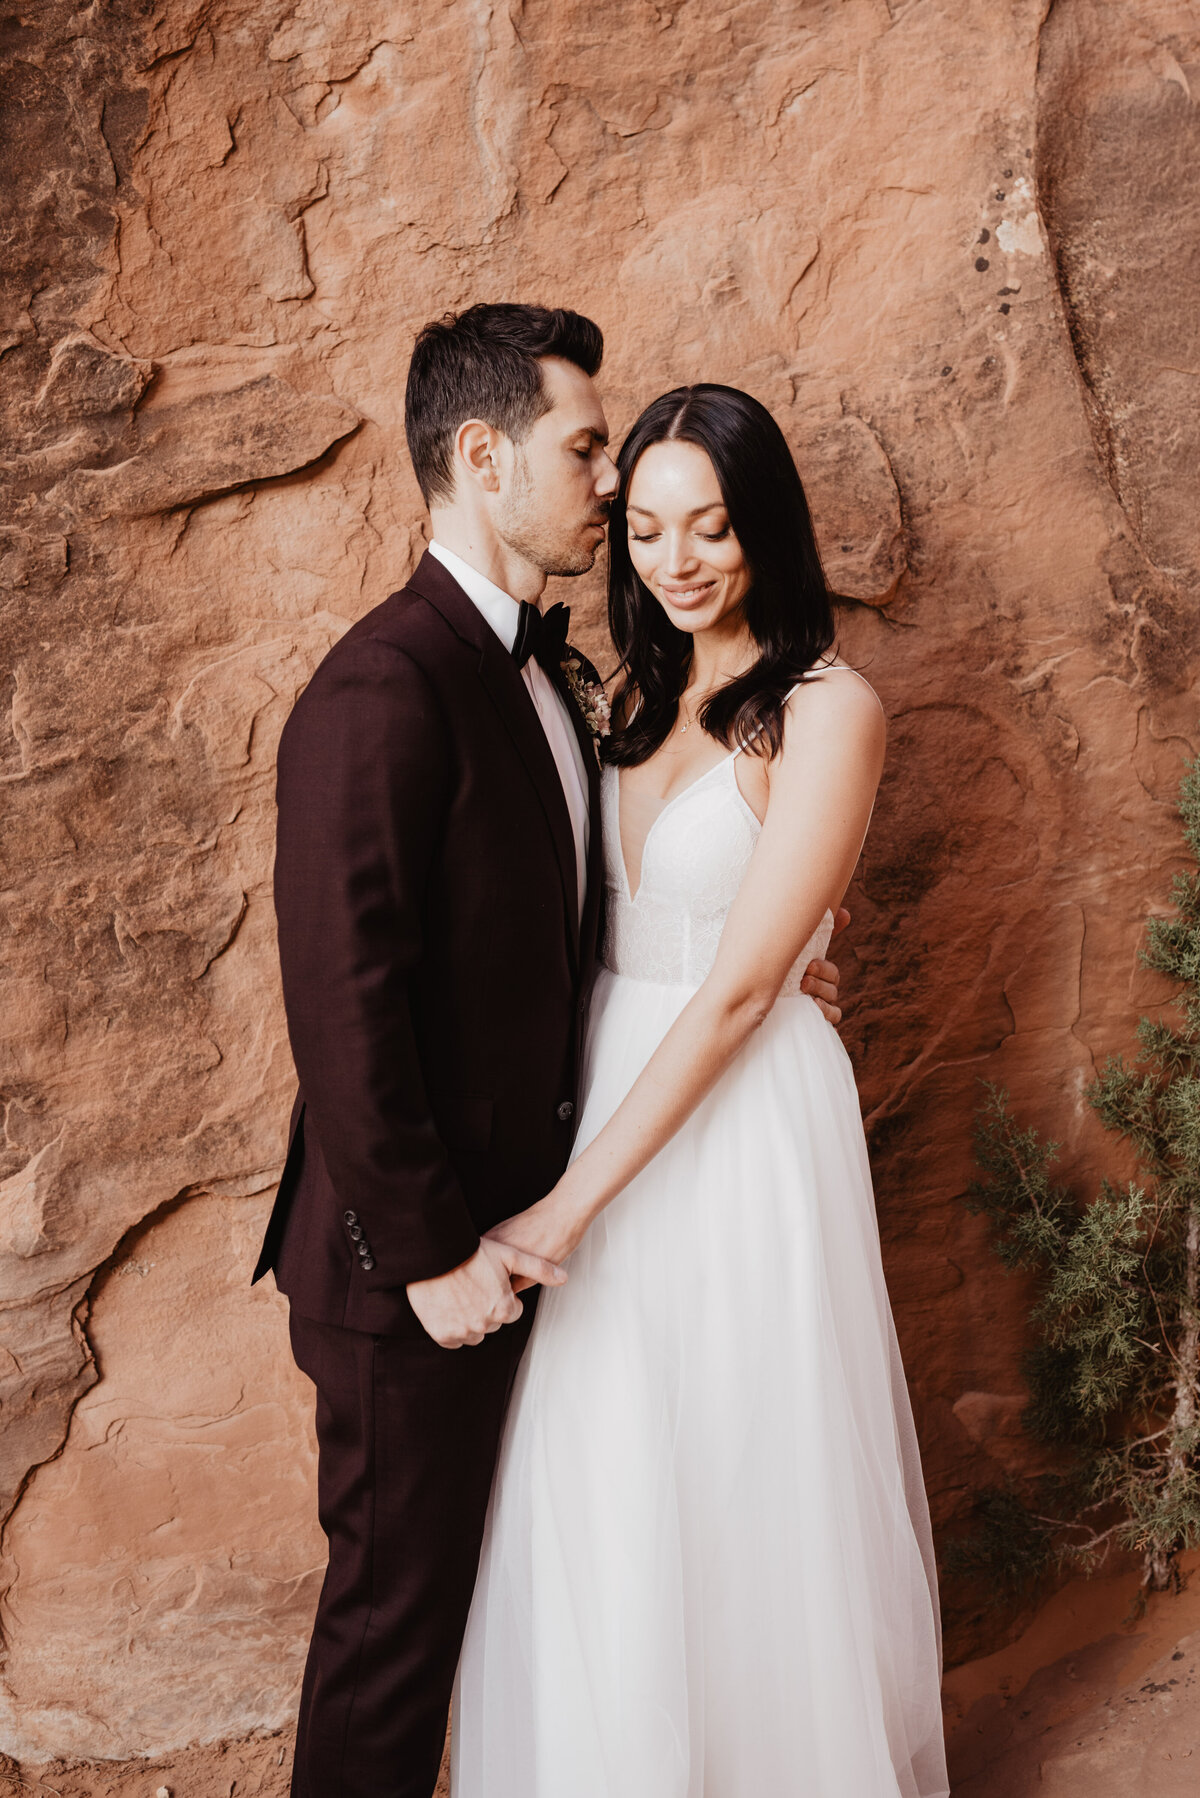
[731,662,865,758]
[813,660,873,688]
[731,680,803,759]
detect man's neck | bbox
[427,510,547,606]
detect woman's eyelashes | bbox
[627,526,731,544]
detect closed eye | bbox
[630,528,727,543]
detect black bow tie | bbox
[512,601,571,672]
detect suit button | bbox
[343,1210,358,1225]
[357,1240,370,1258]
[361,1255,375,1272]
[348,1223,362,1240]
[557,1100,574,1121]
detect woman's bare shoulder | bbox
[760,662,886,798]
[788,662,885,735]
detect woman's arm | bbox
[491,671,886,1269]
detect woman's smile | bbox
[659,578,717,607]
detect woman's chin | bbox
[663,600,725,635]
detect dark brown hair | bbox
[605,384,836,767]
[404,303,604,505]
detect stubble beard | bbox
[498,454,608,578]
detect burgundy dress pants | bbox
[288,1301,536,1798]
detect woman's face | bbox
[625,440,751,636]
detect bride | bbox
[453,384,948,1797]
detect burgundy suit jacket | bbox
[252,551,604,1334]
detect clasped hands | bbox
[407,918,848,1349]
[405,1232,566,1350]
[405,1192,590,1350]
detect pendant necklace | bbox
[680,683,715,734]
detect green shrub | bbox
[957,754,1200,1597]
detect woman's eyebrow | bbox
[626,501,726,519]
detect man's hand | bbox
[407,1237,566,1349]
[800,904,850,1025]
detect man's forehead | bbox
[539,356,608,436]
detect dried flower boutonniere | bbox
[561,655,612,758]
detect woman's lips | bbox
[660,581,716,607]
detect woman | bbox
[453,385,948,1797]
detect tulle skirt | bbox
[452,970,948,1797]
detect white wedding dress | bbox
[453,687,949,1797]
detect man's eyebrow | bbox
[570,425,609,446]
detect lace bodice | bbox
[601,753,834,993]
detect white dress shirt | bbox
[428,541,590,923]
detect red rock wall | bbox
[1,0,1196,1759]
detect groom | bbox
[254,303,845,1797]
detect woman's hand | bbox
[485,1189,592,1292]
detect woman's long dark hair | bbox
[605,384,836,766]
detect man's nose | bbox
[595,450,619,498]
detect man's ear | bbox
[455,418,502,493]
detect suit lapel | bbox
[410,553,582,970]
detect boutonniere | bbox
[561,653,611,756]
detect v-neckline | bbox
[615,751,739,903]
[613,674,817,902]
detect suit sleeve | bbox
[273,634,481,1288]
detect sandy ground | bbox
[1,1734,297,1798]
[3,1734,449,1798]
[945,1553,1200,1794]
[9,1564,1200,1797]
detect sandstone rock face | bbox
[1,0,1197,1762]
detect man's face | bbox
[496,357,618,576]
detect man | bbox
[253,304,844,1796]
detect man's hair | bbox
[404,302,604,504]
